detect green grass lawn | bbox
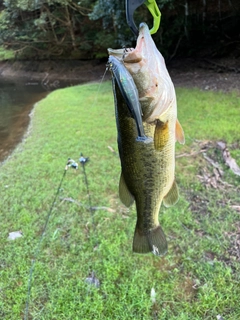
[0,81,239,319]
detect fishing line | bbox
[76,64,115,290]
[80,154,99,246]
[99,67,108,89]
[24,166,67,320]
[78,65,112,240]
[80,155,93,220]
[79,154,103,292]
[89,66,109,113]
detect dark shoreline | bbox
[0,59,110,82]
[1,58,239,92]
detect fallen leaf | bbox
[108,146,115,153]
[150,287,156,303]
[59,197,115,212]
[217,141,240,176]
[230,205,240,212]
[8,231,23,240]
[91,206,116,213]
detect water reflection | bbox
[0,78,77,162]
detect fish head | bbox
[123,23,176,121]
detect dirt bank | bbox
[0,58,239,92]
[168,57,240,92]
[0,59,111,83]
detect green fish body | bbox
[109,23,184,255]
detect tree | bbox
[0,0,239,59]
[0,0,98,58]
[90,0,240,59]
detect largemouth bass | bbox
[108,22,185,256]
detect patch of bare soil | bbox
[182,140,240,268]
[196,140,240,189]
[168,57,240,92]
[1,57,239,92]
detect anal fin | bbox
[133,225,168,256]
[163,180,179,207]
[119,172,134,207]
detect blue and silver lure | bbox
[107,55,150,143]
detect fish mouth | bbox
[107,23,151,64]
[123,23,151,63]
[138,22,150,37]
[107,47,142,63]
[107,48,125,59]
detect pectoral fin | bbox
[163,180,179,207]
[119,172,134,207]
[154,120,169,151]
[176,119,185,144]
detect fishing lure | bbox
[107,55,151,142]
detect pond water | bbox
[0,78,78,163]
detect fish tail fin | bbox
[132,225,168,256]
